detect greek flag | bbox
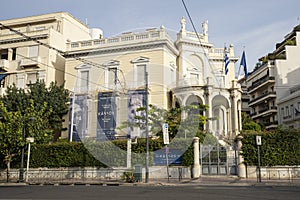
[224,51,230,75]
[240,51,248,78]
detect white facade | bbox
[275,30,300,128]
[247,25,300,129]
[172,18,242,142]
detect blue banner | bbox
[69,95,88,142]
[97,92,116,141]
[154,149,183,165]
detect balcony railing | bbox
[248,76,275,92]
[248,91,276,106]
[251,106,277,119]
[19,56,41,68]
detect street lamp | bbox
[19,117,35,182]
[25,137,34,182]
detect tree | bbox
[0,81,69,141]
[120,103,208,139]
[241,112,261,131]
[0,102,23,182]
[0,100,52,181]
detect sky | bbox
[1,0,300,73]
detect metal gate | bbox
[200,143,237,175]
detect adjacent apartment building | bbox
[0,12,95,93]
[247,25,300,129]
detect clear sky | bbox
[1,0,300,73]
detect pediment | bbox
[75,64,91,70]
[103,60,120,66]
[131,56,150,64]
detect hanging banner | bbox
[69,94,88,142]
[127,90,146,138]
[97,92,116,141]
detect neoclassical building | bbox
[0,12,242,143]
[172,18,241,142]
[63,16,242,143]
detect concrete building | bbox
[64,16,242,143]
[246,60,277,129]
[247,25,300,129]
[275,25,300,129]
[0,12,95,94]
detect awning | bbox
[0,74,8,81]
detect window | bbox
[106,67,118,88]
[27,73,37,85]
[131,56,149,88]
[28,45,39,58]
[12,48,16,60]
[79,70,89,92]
[76,64,91,93]
[286,106,289,117]
[136,64,145,86]
[16,73,25,88]
[104,60,119,90]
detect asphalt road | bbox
[0,185,299,200]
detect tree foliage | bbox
[119,103,208,140]
[241,112,261,131]
[0,81,69,140]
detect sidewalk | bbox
[1,176,299,187]
[142,176,300,187]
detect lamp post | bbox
[25,137,34,182]
[19,117,35,182]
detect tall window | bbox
[80,70,89,92]
[135,64,146,86]
[76,64,91,93]
[131,57,149,88]
[104,60,119,90]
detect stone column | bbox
[205,77,213,132]
[193,137,201,178]
[237,135,246,178]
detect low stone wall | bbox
[0,166,191,183]
[246,166,300,180]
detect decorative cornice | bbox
[64,40,176,58]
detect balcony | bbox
[248,75,275,93]
[252,106,277,119]
[248,91,276,107]
[0,59,9,71]
[19,56,41,68]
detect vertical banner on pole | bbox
[97,92,116,141]
[69,94,88,141]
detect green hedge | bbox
[0,131,208,169]
[13,137,198,168]
[241,129,300,166]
